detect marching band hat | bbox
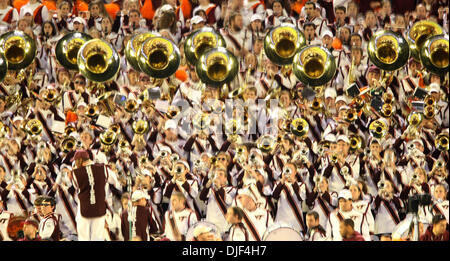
[160,4,174,13]
[71,150,90,162]
[191,15,205,25]
[164,120,177,130]
[338,189,352,200]
[251,14,263,22]
[324,88,337,99]
[13,116,24,122]
[321,30,333,39]
[335,95,347,104]
[367,65,381,74]
[132,190,150,202]
[338,105,350,111]
[429,83,440,93]
[337,135,350,144]
[324,133,337,143]
[73,17,86,26]
[193,226,213,238]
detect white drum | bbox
[185,220,221,241]
[262,223,304,241]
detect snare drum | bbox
[185,220,221,241]
[262,222,304,241]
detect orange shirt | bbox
[42,0,56,11]
[141,0,155,20]
[105,3,120,20]
[73,0,88,16]
[13,0,29,13]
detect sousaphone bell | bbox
[196,47,238,87]
[293,45,337,86]
[138,36,180,79]
[367,30,410,71]
[55,32,93,70]
[0,30,36,70]
[420,34,449,76]
[125,32,158,72]
[264,23,306,65]
[184,27,226,66]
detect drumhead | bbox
[185,220,221,241]
[262,222,304,241]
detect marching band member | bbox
[199,166,237,233]
[163,191,197,241]
[326,189,371,241]
[37,196,62,241]
[306,176,338,229]
[225,206,249,241]
[272,162,307,233]
[304,210,327,241]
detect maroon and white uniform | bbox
[240,207,273,241]
[199,185,237,233]
[304,225,327,241]
[72,163,113,241]
[353,199,375,235]
[372,194,404,235]
[306,190,338,229]
[0,210,13,241]
[121,205,161,241]
[38,212,61,241]
[48,184,78,236]
[326,208,371,241]
[163,208,197,241]
[431,200,449,223]
[163,178,201,219]
[225,222,249,241]
[272,180,307,233]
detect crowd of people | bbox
[0,0,449,241]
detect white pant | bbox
[76,214,106,241]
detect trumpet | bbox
[369,119,388,139]
[43,89,58,103]
[424,95,435,107]
[139,155,149,165]
[435,133,449,151]
[85,104,99,118]
[99,129,117,152]
[345,108,358,122]
[377,179,386,190]
[381,103,394,118]
[125,98,139,113]
[330,154,338,164]
[349,134,364,152]
[383,92,394,104]
[61,136,76,153]
[25,119,42,136]
[423,105,435,119]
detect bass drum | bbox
[185,220,221,241]
[262,222,304,241]
[7,216,26,241]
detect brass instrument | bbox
[43,89,58,103]
[85,104,99,118]
[383,92,394,104]
[55,32,93,70]
[25,119,42,136]
[424,95,436,107]
[330,154,338,164]
[77,39,120,82]
[100,129,117,152]
[290,118,309,138]
[109,123,120,134]
[349,134,364,152]
[420,34,449,76]
[423,105,435,119]
[61,136,76,153]
[125,98,139,113]
[264,23,306,65]
[125,32,158,71]
[138,36,180,78]
[184,27,226,66]
[369,119,388,139]
[345,108,358,122]
[132,120,149,135]
[196,47,238,87]
[119,139,129,149]
[408,111,423,128]
[367,30,409,71]
[435,133,449,151]
[257,135,276,154]
[0,30,36,70]
[311,97,323,111]
[292,45,337,86]
[381,103,394,118]
[65,125,76,136]
[166,105,180,119]
[139,155,149,165]
[407,21,443,62]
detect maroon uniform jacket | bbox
[73,164,107,218]
[342,231,365,241]
[121,205,159,241]
[420,226,450,241]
